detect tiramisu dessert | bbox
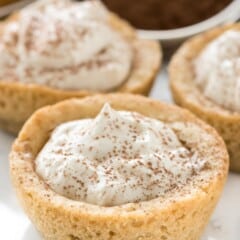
[169,24,240,172]
[10,94,229,240]
[0,0,161,134]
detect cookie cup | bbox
[169,24,240,172]
[10,94,228,240]
[0,12,161,134]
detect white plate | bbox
[0,67,240,240]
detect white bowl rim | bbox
[138,0,240,40]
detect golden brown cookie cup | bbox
[169,24,240,172]
[0,12,161,135]
[10,94,228,240]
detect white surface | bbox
[0,67,240,239]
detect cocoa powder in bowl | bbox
[0,0,19,7]
[102,0,233,30]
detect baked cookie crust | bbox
[10,94,228,240]
[0,12,161,134]
[169,24,240,172]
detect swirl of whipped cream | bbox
[0,0,133,91]
[194,30,240,112]
[36,103,206,206]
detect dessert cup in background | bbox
[10,94,228,240]
[169,23,240,172]
[0,0,161,134]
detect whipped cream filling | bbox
[0,0,133,91]
[36,104,206,206]
[194,30,240,112]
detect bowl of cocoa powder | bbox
[102,0,240,54]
